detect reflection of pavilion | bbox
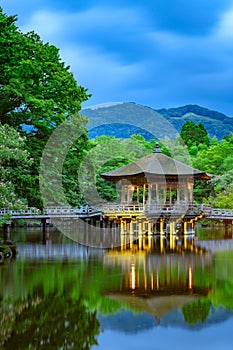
[103,236,211,321]
[101,144,211,235]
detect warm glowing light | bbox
[156,271,160,290]
[188,266,193,290]
[151,273,154,290]
[130,261,136,290]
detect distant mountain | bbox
[82,102,233,140]
[158,104,233,140]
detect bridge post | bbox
[159,217,164,235]
[3,222,11,240]
[41,218,51,243]
[224,219,233,238]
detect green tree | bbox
[0,8,91,207]
[180,121,210,150]
[209,170,233,208]
[0,9,89,132]
[0,124,32,211]
[192,139,233,175]
[78,135,151,204]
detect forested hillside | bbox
[83,102,233,140]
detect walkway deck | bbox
[1,205,233,222]
[0,207,102,220]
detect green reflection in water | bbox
[0,255,122,349]
[1,228,233,347]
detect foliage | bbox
[180,121,210,151]
[0,8,90,132]
[80,135,152,203]
[0,124,32,214]
[0,8,91,207]
[191,136,233,175]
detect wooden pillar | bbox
[177,185,180,203]
[170,221,175,235]
[148,185,152,205]
[160,217,164,235]
[183,221,187,235]
[138,221,143,235]
[188,182,193,203]
[137,186,140,203]
[185,186,188,203]
[163,186,166,205]
[148,221,153,235]
[143,184,146,206]
[156,184,159,204]
[169,186,172,205]
[121,184,125,204]
[127,186,131,204]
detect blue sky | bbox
[2,0,233,115]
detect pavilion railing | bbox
[100,203,212,216]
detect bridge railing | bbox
[208,208,233,217]
[101,203,211,215]
[0,206,93,218]
[44,206,92,215]
[100,204,145,214]
[0,208,41,216]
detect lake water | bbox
[1,225,233,350]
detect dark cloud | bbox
[2,0,233,115]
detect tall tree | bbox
[0,8,91,207]
[0,8,90,133]
[180,121,210,153]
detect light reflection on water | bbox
[0,226,233,349]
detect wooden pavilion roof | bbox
[101,150,212,182]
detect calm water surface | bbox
[1,226,233,349]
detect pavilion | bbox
[100,144,212,235]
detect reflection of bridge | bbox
[197,239,233,252]
[15,243,103,261]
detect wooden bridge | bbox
[0,206,102,220]
[206,208,233,220]
[1,205,233,240]
[1,204,233,223]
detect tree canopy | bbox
[0,8,90,133]
[0,8,91,208]
[180,121,210,155]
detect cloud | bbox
[2,0,233,114]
